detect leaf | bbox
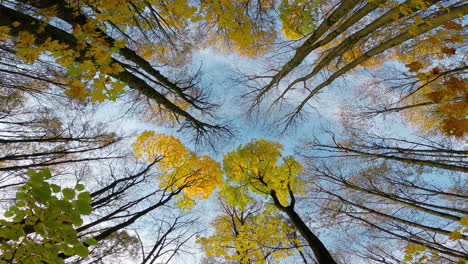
[73,244,89,257]
[445,77,466,92]
[75,184,85,191]
[31,184,52,201]
[442,21,463,30]
[425,91,445,103]
[442,118,468,138]
[449,230,463,240]
[40,169,52,179]
[90,89,106,103]
[62,188,75,200]
[63,225,78,244]
[64,80,89,100]
[69,211,84,226]
[16,192,27,200]
[83,237,97,246]
[460,217,468,227]
[50,184,61,193]
[75,199,92,215]
[405,61,423,72]
[441,47,456,55]
[4,211,14,218]
[77,192,92,203]
[62,246,75,256]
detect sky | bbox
[3,2,466,262]
[94,46,378,264]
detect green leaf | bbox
[83,237,97,246]
[29,172,44,184]
[4,211,14,218]
[63,225,77,244]
[26,169,37,178]
[55,200,72,212]
[16,192,27,200]
[62,246,75,256]
[77,192,91,203]
[50,184,61,193]
[2,251,12,260]
[16,201,26,207]
[69,211,83,226]
[75,184,85,191]
[41,169,52,179]
[74,244,89,257]
[62,188,75,200]
[75,199,92,215]
[31,184,52,201]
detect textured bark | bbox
[270,190,337,264]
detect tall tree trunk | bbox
[270,191,337,264]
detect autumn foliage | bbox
[133,131,223,206]
[1,0,467,263]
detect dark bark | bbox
[270,190,337,264]
[0,4,227,137]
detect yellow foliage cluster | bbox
[279,0,321,40]
[200,0,277,56]
[197,204,299,263]
[132,131,223,207]
[2,17,126,102]
[223,139,305,207]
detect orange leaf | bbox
[441,47,456,55]
[425,91,445,103]
[442,21,463,30]
[445,77,467,92]
[442,118,468,138]
[430,67,441,75]
[405,61,423,72]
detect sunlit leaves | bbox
[199,0,279,56]
[0,169,93,263]
[279,0,321,39]
[197,200,299,263]
[132,131,223,207]
[401,74,468,138]
[223,139,305,207]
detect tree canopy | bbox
[0,0,467,263]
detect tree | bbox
[2,0,467,263]
[223,139,337,264]
[299,131,468,263]
[197,197,300,264]
[246,0,467,128]
[1,129,224,263]
[132,131,223,207]
[0,0,326,140]
[0,0,229,139]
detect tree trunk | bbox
[283,207,337,264]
